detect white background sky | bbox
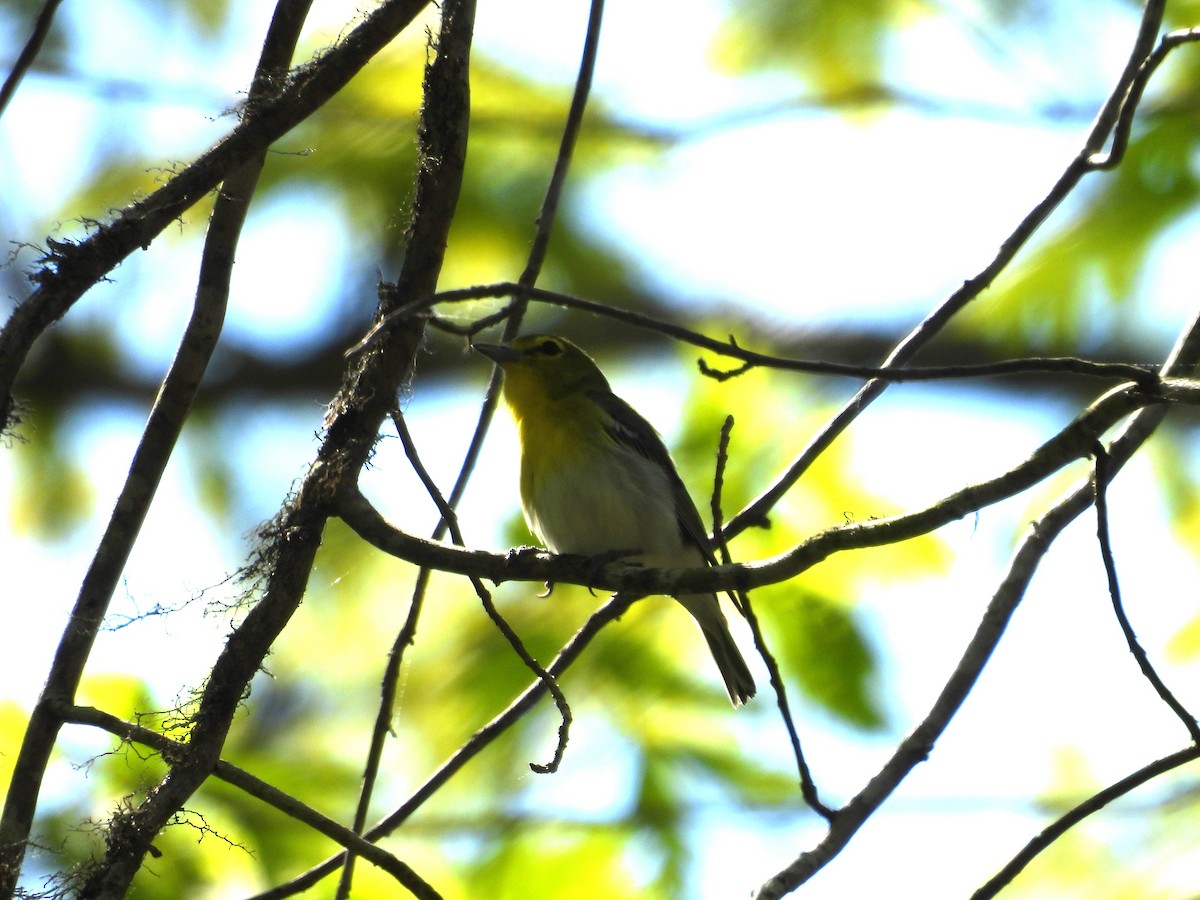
[3,1,1200,897]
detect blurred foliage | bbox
[711,0,909,93]
[5,0,1200,897]
[8,407,94,538]
[957,114,1200,350]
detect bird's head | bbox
[474,334,611,406]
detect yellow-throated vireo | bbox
[475,334,756,707]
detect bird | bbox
[474,333,756,706]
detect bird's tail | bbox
[678,593,756,707]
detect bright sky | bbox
[3,1,1199,897]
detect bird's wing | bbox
[587,389,717,565]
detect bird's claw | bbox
[581,548,639,596]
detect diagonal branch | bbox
[0,0,432,436]
[43,0,472,894]
[54,704,440,899]
[0,0,64,118]
[722,0,1171,541]
[240,591,641,900]
[970,744,1200,900]
[755,307,1200,899]
[0,2,315,893]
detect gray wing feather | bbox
[587,389,717,565]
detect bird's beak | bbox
[473,342,521,364]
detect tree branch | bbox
[0,0,64,118]
[971,744,1200,900]
[720,0,1172,541]
[710,417,833,820]
[241,591,640,899]
[0,0,432,436]
[354,281,1161,390]
[37,0,471,893]
[337,378,1200,594]
[755,305,1200,899]
[1091,444,1200,742]
[0,3,315,892]
[53,704,441,899]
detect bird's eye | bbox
[538,339,562,356]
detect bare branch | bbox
[1090,444,1200,741]
[0,0,64,118]
[18,0,473,893]
[723,0,1173,540]
[971,744,1200,900]
[242,591,640,899]
[54,704,441,899]
[755,306,1200,899]
[710,417,833,821]
[338,378,1200,595]
[1088,25,1200,169]
[0,3,315,891]
[389,407,572,777]
[0,0,432,435]
[354,281,1161,389]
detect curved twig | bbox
[356,281,1161,389]
[242,590,640,900]
[1089,26,1200,169]
[1091,442,1200,742]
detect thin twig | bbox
[1091,442,1200,743]
[970,744,1200,900]
[348,0,606,357]
[54,704,441,899]
[709,417,834,822]
[363,281,1159,388]
[0,0,63,118]
[242,591,641,900]
[1088,26,1200,169]
[514,0,605,292]
[756,304,1200,899]
[390,409,572,773]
